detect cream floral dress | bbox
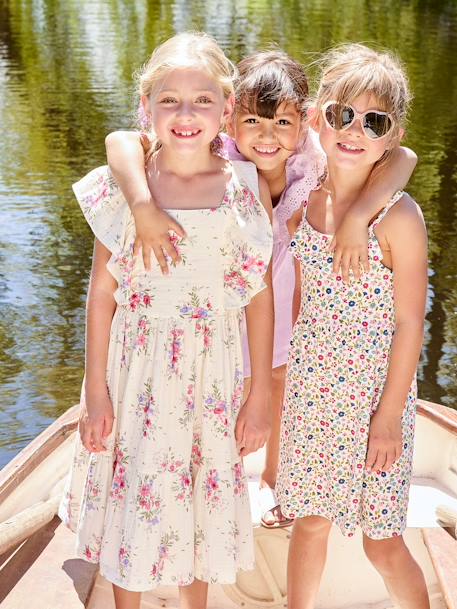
[59,161,273,591]
[277,192,417,540]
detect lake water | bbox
[1,0,457,467]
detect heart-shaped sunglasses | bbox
[322,100,393,140]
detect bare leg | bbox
[261,364,286,488]
[179,578,208,609]
[288,516,332,609]
[112,584,141,609]
[363,534,430,609]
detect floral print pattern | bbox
[59,160,272,591]
[277,192,416,540]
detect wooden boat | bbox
[1,400,457,609]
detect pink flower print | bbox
[150,532,179,583]
[143,294,152,306]
[233,462,246,496]
[86,476,102,511]
[135,380,155,438]
[129,292,140,311]
[110,442,129,505]
[118,544,132,578]
[191,437,203,469]
[168,327,184,375]
[83,537,101,562]
[205,469,222,508]
[137,475,161,525]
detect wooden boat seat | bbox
[423,527,457,609]
[0,517,98,609]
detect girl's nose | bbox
[176,101,195,119]
[347,117,364,137]
[259,121,276,140]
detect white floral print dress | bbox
[58,160,273,591]
[276,192,417,540]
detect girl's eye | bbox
[244,118,259,124]
[160,97,177,104]
[196,96,212,104]
[277,119,292,126]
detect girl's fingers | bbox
[234,418,245,445]
[372,450,387,473]
[383,448,396,472]
[332,248,342,274]
[133,237,142,259]
[142,245,152,270]
[350,254,361,280]
[365,444,378,472]
[394,444,403,463]
[152,245,169,275]
[161,239,181,265]
[340,253,352,283]
[103,414,114,438]
[170,219,186,239]
[91,428,104,452]
[360,251,370,273]
[328,236,336,253]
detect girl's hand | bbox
[79,390,114,453]
[365,409,403,473]
[235,393,271,457]
[330,213,370,283]
[132,203,186,274]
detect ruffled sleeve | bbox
[223,160,273,308]
[72,165,131,255]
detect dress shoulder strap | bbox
[231,160,260,199]
[370,190,404,230]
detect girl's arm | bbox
[105,131,185,274]
[79,239,117,453]
[332,146,417,282]
[235,176,274,457]
[365,195,427,473]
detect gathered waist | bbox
[116,296,244,321]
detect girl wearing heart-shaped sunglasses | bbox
[278,43,429,609]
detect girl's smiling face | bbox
[144,68,233,155]
[315,93,400,170]
[227,100,303,172]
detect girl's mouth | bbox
[253,145,280,157]
[171,128,201,138]
[337,142,364,154]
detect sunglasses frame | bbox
[321,100,394,140]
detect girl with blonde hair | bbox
[279,44,429,608]
[59,31,274,609]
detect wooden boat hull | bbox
[1,401,456,609]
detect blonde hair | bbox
[315,43,411,141]
[138,31,236,100]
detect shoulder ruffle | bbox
[72,165,132,255]
[223,161,273,307]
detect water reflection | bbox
[0,0,456,467]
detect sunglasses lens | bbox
[325,103,354,130]
[363,112,392,139]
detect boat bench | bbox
[0,516,98,609]
[423,527,457,609]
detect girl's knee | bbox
[294,515,332,538]
[363,534,408,573]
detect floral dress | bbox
[58,160,273,591]
[276,191,416,540]
[222,131,326,374]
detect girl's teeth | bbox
[174,129,199,136]
[340,143,362,151]
[254,146,279,153]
